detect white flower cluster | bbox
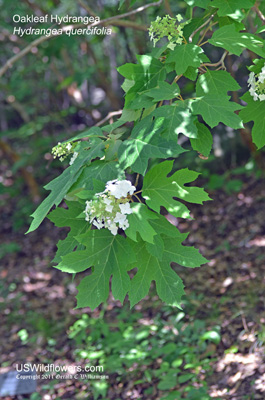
[84,179,136,235]
[248,67,265,101]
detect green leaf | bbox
[145,81,180,102]
[118,55,166,108]
[63,126,105,142]
[27,138,105,233]
[70,160,124,192]
[193,70,242,130]
[149,215,189,239]
[190,122,213,157]
[75,230,136,309]
[190,95,243,129]
[48,201,89,263]
[158,372,177,390]
[209,24,265,57]
[218,16,245,30]
[129,242,185,308]
[183,66,198,81]
[211,0,255,21]
[118,116,185,174]
[248,58,265,74]
[166,44,204,75]
[239,92,265,149]
[196,70,240,97]
[146,235,164,260]
[126,203,158,244]
[151,103,198,139]
[142,161,210,218]
[129,94,156,110]
[162,236,208,267]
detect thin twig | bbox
[77,0,97,17]
[198,21,218,45]
[95,110,122,127]
[78,1,147,31]
[189,14,215,43]
[164,0,174,17]
[0,0,163,78]
[173,74,183,83]
[133,193,142,203]
[253,2,265,23]
[199,40,208,47]
[201,50,228,69]
[134,173,140,187]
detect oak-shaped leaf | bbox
[196,70,240,97]
[73,230,136,309]
[129,241,185,308]
[190,95,243,129]
[166,44,205,75]
[142,160,210,218]
[129,235,207,307]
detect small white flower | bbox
[114,212,127,224]
[105,204,113,213]
[259,66,265,83]
[119,220,129,230]
[69,152,78,165]
[93,219,104,229]
[259,94,265,101]
[103,198,112,205]
[258,72,265,84]
[247,72,255,87]
[119,203,132,215]
[249,87,259,101]
[108,222,118,235]
[105,179,136,199]
[66,143,72,151]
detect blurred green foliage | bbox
[68,303,221,399]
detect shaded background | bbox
[0,1,265,399]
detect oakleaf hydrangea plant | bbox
[28,0,265,310]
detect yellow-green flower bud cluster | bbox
[51,141,79,162]
[149,14,186,49]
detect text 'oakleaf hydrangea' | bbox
[84,179,136,236]
[248,66,265,101]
